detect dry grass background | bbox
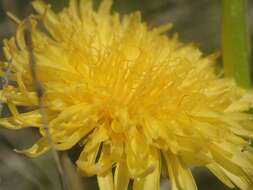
[0,0,252,190]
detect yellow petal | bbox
[69,0,79,20]
[110,140,124,161]
[164,152,197,190]
[126,143,157,179]
[32,0,60,40]
[221,115,253,138]
[126,143,148,177]
[77,143,113,176]
[79,0,93,21]
[222,167,253,190]
[133,149,160,190]
[15,137,50,157]
[15,22,28,51]
[207,163,235,188]
[114,162,130,190]
[225,93,253,112]
[129,127,148,158]
[0,90,38,106]
[83,126,109,154]
[76,143,100,176]
[210,144,251,179]
[180,150,212,166]
[77,158,113,177]
[111,108,130,133]
[50,104,95,128]
[153,23,173,34]
[98,0,112,15]
[54,123,96,150]
[0,110,42,129]
[97,170,114,190]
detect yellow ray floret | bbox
[1,0,253,190]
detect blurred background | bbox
[0,0,252,190]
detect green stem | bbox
[222,0,251,88]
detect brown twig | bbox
[0,59,12,116]
[24,19,69,190]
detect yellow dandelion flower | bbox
[1,0,253,190]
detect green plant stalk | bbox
[222,0,252,88]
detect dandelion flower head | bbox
[1,0,253,190]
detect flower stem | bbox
[222,0,252,88]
